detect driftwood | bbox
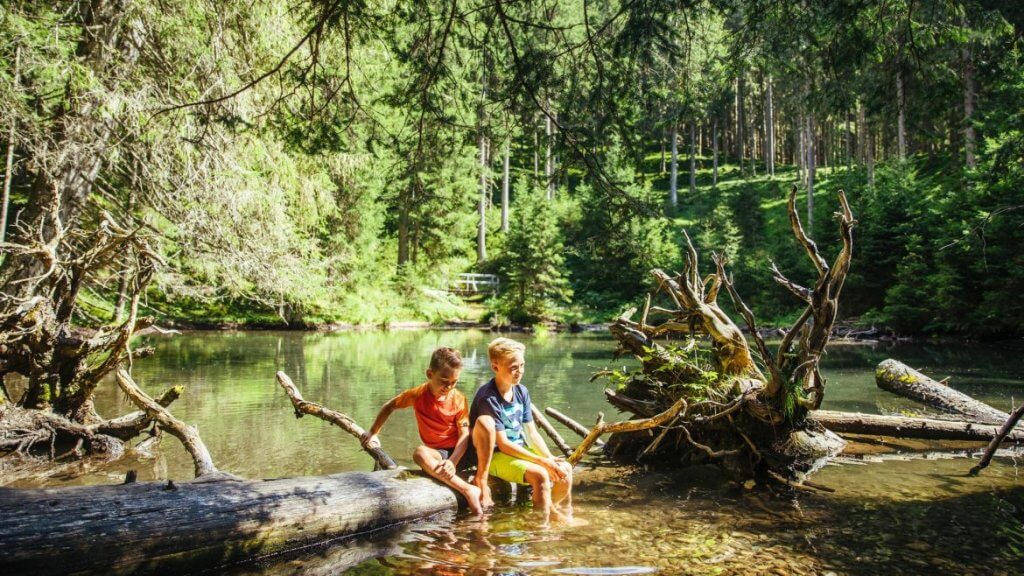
[545,407,605,447]
[0,470,456,576]
[809,410,1024,442]
[568,398,688,465]
[875,359,1011,424]
[531,406,572,457]
[275,371,397,470]
[970,401,1024,475]
[115,370,219,478]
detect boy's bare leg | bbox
[413,446,482,515]
[523,463,554,525]
[551,471,573,519]
[472,416,497,508]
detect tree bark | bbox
[477,129,487,263]
[115,370,219,478]
[766,75,775,177]
[809,410,1024,442]
[501,141,510,233]
[688,122,696,196]
[0,47,17,248]
[531,406,571,457]
[875,359,1012,424]
[545,96,554,199]
[896,64,907,160]
[669,123,678,208]
[962,14,978,169]
[736,75,745,172]
[0,470,458,576]
[276,372,398,470]
[970,401,1024,475]
[712,119,718,187]
[806,114,815,231]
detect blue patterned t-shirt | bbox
[469,378,533,447]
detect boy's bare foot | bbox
[476,481,495,509]
[463,484,483,516]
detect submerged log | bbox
[875,359,1010,424]
[809,410,1024,442]
[0,470,457,576]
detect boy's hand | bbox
[543,457,568,482]
[553,457,573,478]
[360,432,381,450]
[434,459,456,480]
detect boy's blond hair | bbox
[487,337,525,363]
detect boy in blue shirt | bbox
[469,337,573,522]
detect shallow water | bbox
[12,331,1024,574]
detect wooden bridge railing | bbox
[447,273,500,296]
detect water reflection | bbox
[11,330,1024,574]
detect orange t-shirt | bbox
[393,384,469,450]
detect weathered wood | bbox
[115,370,218,478]
[545,407,605,447]
[809,410,1024,442]
[531,406,572,457]
[875,359,1011,424]
[970,401,1024,475]
[276,371,397,470]
[0,470,457,576]
[568,398,688,465]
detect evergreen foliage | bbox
[1,1,1022,335]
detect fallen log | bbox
[970,401,1024,475]
[0,470,457,576]
[809,410,1024,442]
[875,359,1010,424]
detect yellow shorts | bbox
[488,446,541,485]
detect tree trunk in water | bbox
[669,123,678,208]
[501,141,510,233]
[712,119,718,187]
[688,123,696,196]
[0,471,460,576]
[962,14,977,169]
[809,410,1024,442]
[875,359,1013,424]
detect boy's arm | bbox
[361,398,400,449]
[447,422,471,466]
[524,421,555,459]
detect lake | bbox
[18,330,1024,574]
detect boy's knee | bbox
[412,446,433,464]
[474,416,496,434]
[525,467,551,490]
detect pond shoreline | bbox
[152,317,980,345]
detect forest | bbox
[2,1,1022,336]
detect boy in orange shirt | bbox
[361,347,483,515]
